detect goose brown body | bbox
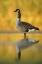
[17,21,39,32]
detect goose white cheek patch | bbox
[17,10,19,12]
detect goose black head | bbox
[14,9,20,12]
[14,9,21,18]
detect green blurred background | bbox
[0,0,42,30]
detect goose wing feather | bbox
[19,21,36,29]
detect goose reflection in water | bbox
[15,37,39,61]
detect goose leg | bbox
[18,51,21,60]
[24,33,26,38]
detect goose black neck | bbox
[18,11,21,19]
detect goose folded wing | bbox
[20,21,36,29]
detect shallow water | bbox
[0,33,42,64]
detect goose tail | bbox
[35,27,40,31]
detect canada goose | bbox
[14,9,39,37]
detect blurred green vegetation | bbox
[0,0,42,30]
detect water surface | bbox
[0,33,42,64]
